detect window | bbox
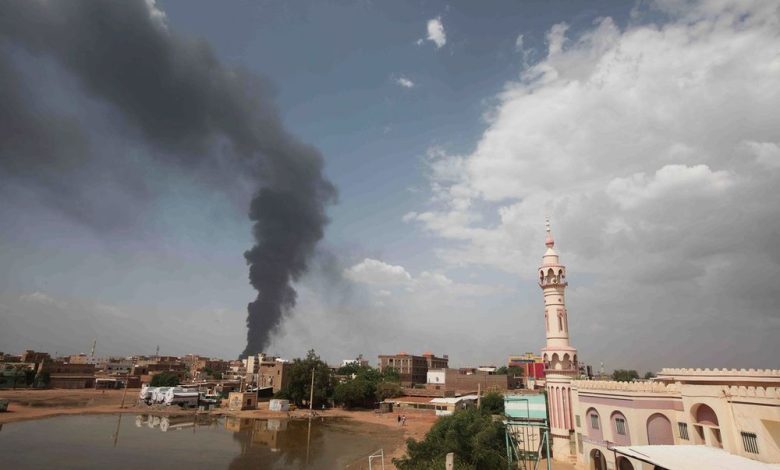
[576,415,581,428]
[577,433,583,454]
[741,432,759,454]
[615,417,627,435]
[590,413,600,430]
[678,422,689,440]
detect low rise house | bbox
[379,351,449,386]
[47,362,95,389]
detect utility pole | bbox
[309,367,315,413]
[477,382,481,409]
[90,338,96,362]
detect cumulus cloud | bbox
[344,258,412,285]
[395,76,415,88]
[405,0,780,370]
[426,17,446,48]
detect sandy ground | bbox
[0,389,580,469]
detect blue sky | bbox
[2,0,779,371]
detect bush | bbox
[150,371,180,387]
[479,391,504,415]
[394,408,507,470]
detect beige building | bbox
[570,368,780,469]
[245,353,290,393]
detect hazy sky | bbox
[1,0,779,372]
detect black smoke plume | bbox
[0,1,336,356]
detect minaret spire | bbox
[545,217,554,248]
[538,218,578,461]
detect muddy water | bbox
[0,414,401,469]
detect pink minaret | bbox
[539,218,578,460]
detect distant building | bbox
[508,353,546,388]
[246,353,290,393]
[21,350,51,364]
[378,351,449,386]
[67,354,91,365]
[46,362,95,389]
[341,354,369,368]
[425,368,514,396]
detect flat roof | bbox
[613,445,780,469]
[430,394,479,404]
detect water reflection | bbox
[0,414,398,469]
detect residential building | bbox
[21,350,51,364]
[508,352,546,388]
[425,368,514,395]
[46,362,95,389]
[246,353,290,393]
[378,351,448,386]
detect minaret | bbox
[539,218,578,460]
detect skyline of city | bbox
[2,0,780,372]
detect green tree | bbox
[644,371,656,380]
[612,369,640,382]
[275,349,333,408]
[479,391,504,415]
[381,366,401,383]
[495,366,523,377]
[150,371,180,387]
[334,376,374,408]
[394,408,507,470]
[376,381,402,401]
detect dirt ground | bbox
[0,389,580,469]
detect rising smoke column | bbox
[0,0,336,356]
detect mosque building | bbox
[536,221,780,469]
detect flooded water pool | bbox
[0,414,401,469]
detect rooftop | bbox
[613,445,780,469]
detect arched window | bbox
[586,408,603,442]
[692,403,721,448]
[611,411,631,446]
[647,413,674,445]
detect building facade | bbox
[571,369,780,469]
[378,352,449,386]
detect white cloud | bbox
[426,17,446,48]
[404,1,780,370]
[515,33,524,52]
[19,291,57,305]
[144,0,168,30]
[744,141,780,169]
[395,76,415,88]
[606,164,733,209]
[344,258,412,285]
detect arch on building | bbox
[646,413,674,445]
[691,403,722,447]
[586,407,603,442]
[693,403,719,426]
[589,448,607,470]
[616,456,635,470]
[610,411,631,446]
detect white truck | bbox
[163,387,199,408]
